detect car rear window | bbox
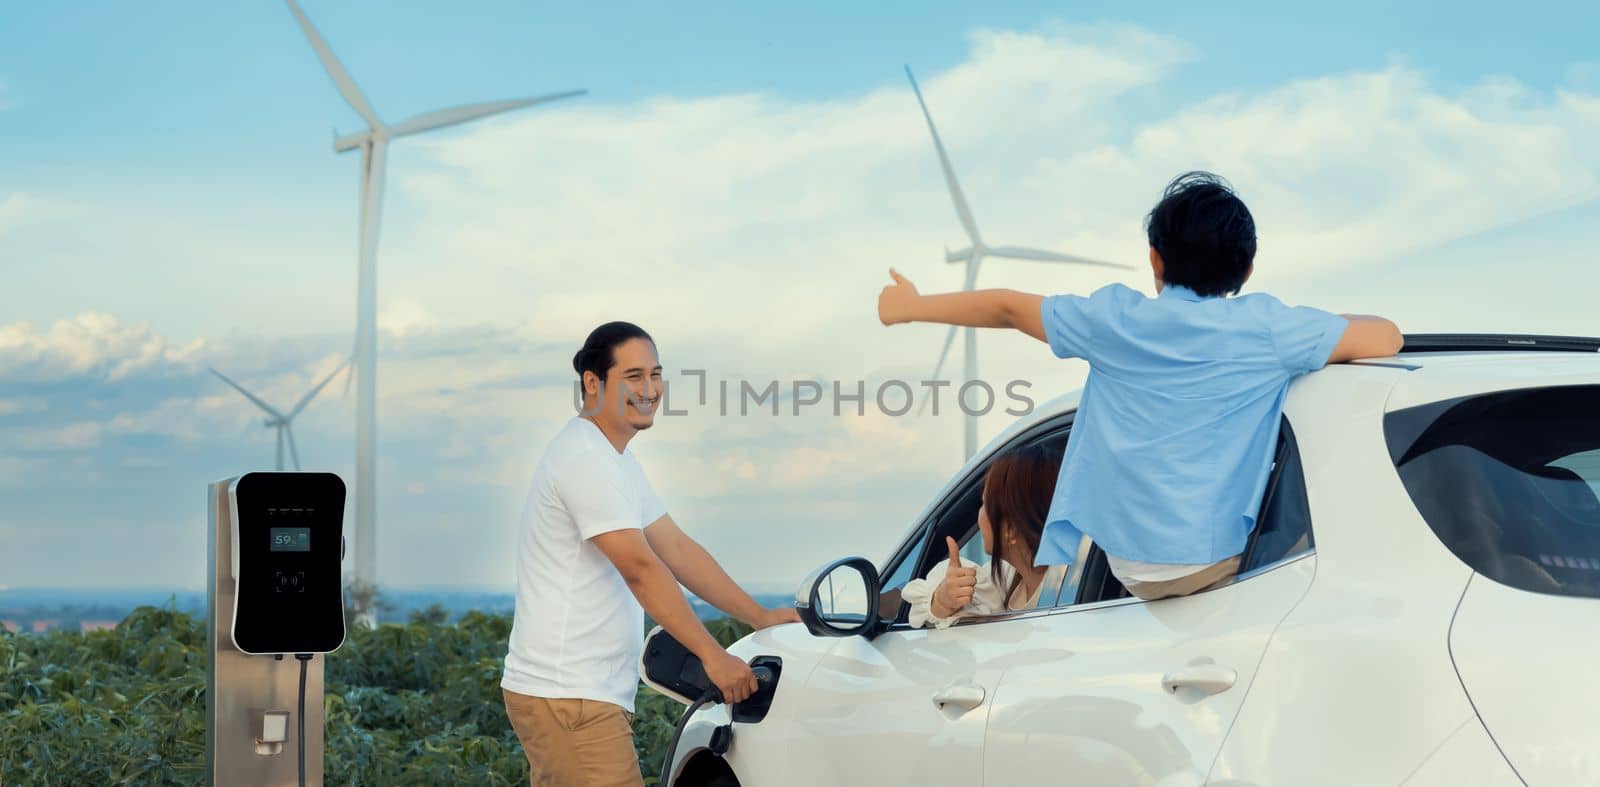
[1386,384,1600,598]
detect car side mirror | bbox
[795,556,881,638]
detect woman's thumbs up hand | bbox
[932,536,978,618]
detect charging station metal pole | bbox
[206,478,327,786]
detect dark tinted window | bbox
[1242,419,1313,571]
[1386,385,1600,598]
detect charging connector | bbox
[294,653,313,787]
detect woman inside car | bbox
[904,443,1068,628]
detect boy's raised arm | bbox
[877,268,1049,343]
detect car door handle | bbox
[1161,665,1236,696]
[931,684,986,713]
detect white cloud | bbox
[385,25,1187,342]
[0,193,71,236]
[1046,65,1600,273]
[0,312,206,383]
[371,29,1600,365]
[378,299,441,338]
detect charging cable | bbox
[659,665,774,786]
[295,653,314,787]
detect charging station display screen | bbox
[269,527,311,552]
[231,472,346,655]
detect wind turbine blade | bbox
[286,426,302,471]
[276,427,286,472]
[284,0,382,129]
[289,356,352,419]
[917,323,961,415]
[342,352,356,399]
[390,91,586,138]
[905,66,981,246]
[210,368,287,420]
[985,246,1135,270]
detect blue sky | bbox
[2,2,1598,592]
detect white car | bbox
[651,334,1600,787]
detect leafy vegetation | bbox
[0,599,752,785]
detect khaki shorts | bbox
[1120,555,1242,601]
[502,689,642,787]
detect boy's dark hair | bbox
[1144,171,1257,297]
[573,321,654,382]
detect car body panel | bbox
[1449,574,1600,786]
[663,623,839,786]
[1210,364,1486,785]
[1384,352,1600,411]
[780,622,1006,784]
[1387,716,1524,787]
[1210,713,1520,787]
[664,704,729,786]
[985,555,1314,787]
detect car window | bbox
[874,418,1075,626]
[874,539,924,623]
[1240,419,1313,571]
[1073,416,1313,604]
[1386,384,1600,598]
[959,536,986,565]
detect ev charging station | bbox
[205,472,348,786]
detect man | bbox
[501,321,799,786]
[878,171,1403,600]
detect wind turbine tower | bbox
[905,66,1133,460]
[285,0,586,616]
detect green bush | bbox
[0,601,752,786]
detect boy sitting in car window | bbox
[878,171,1403,600]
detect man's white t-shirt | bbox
[501,416,667,713]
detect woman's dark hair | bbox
[1144,171,1256,297]
[572,321,654,386]
[981,442,1064,609]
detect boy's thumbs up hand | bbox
[933,535,978,615]
[878,268,920,326]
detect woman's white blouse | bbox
[903,558,1066,629]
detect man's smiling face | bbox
[596,337,662,432]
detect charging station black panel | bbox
[642,626,713,704]
[230,472,347,655]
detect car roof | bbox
[988,334,1600,460]
[1385,351,1600,410]
[1399,333,1600,354]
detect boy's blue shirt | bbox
[1034,282,1349,567]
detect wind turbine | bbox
[904,66,1134,460]
[211,359,352,471]
[285,0,586,610]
